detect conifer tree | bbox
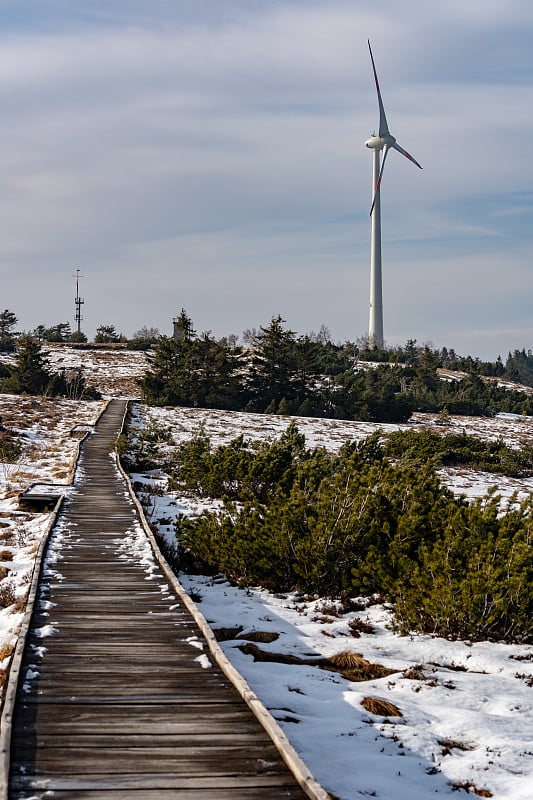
[247,315,297,411]
[3,335,52,394]
[0,309,18,351]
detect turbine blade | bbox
[368,40,389,137]
[370,145,390,216]
[392,141,423,170]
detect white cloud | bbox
[1,1,533,358]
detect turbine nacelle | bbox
[365,134,396,151]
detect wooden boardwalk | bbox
[5,399,317,800]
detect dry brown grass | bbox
[348,617,375,637]
[238,642,320,666]
[361,696,403,717]
[328,650,397,682]
[0,578,16,608]
[9,471,34,481]
[0,642,13,661]
[213,626,244,642]
[438,738,474,756]
[402,664,431,681]
[238,643,397,682]
[452,781,493,797]
[329,650,370,670]
[11,594,26,613]
[237,630,280,644]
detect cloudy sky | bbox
[1,0,533,358]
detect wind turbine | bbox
[365,40,422,349]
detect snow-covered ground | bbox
[0,347,532,797]
[43,344,148,397]
[0,395,105,684]
[129,402,533,800]
[0,344,148,397]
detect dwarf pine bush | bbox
[174,427,533,642]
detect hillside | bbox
[0,348,531,799]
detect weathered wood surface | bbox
[6,399,313,799]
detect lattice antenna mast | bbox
[73,267,84,335]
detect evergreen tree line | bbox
[360,337,533,387]
[0,335,100,399]
[0,308,160,350]
[141,311,533,421]
[138,424,531,643]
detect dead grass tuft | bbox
[452,781,492,797]
[237,630,280,644]
[403,664,430,681]
[238,643,397,681]
[12,594,26,613]
[0,579,16,608]
[348,617,374,637]
[328,650,396,682]
[238,642,320,666]
[0,642,13,661]
[429,660,467,672]
[213,626,244,642]
[361,696,403,717]
[329,650,369,670]
[315,600,342,617]
[438,738,475,756]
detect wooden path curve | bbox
[3,399,323,800]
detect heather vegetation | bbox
[145,424,533,643]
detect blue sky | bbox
[1,0,533,359]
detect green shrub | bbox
[174,426,532,642]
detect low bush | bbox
[173,425,532,643]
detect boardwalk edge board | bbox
[117,405,332,800]
[0,399,111,799]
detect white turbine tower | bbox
[365,40,422,348]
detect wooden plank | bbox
[16,787,307,799]
[10,774,303,792]
[12,702,254,733]
[18,660,221,673]
[14,732,265,748]
[18,693,250,705]
[18,675,233,692]
[12,744,287,775]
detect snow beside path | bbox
[130,403,533,800]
